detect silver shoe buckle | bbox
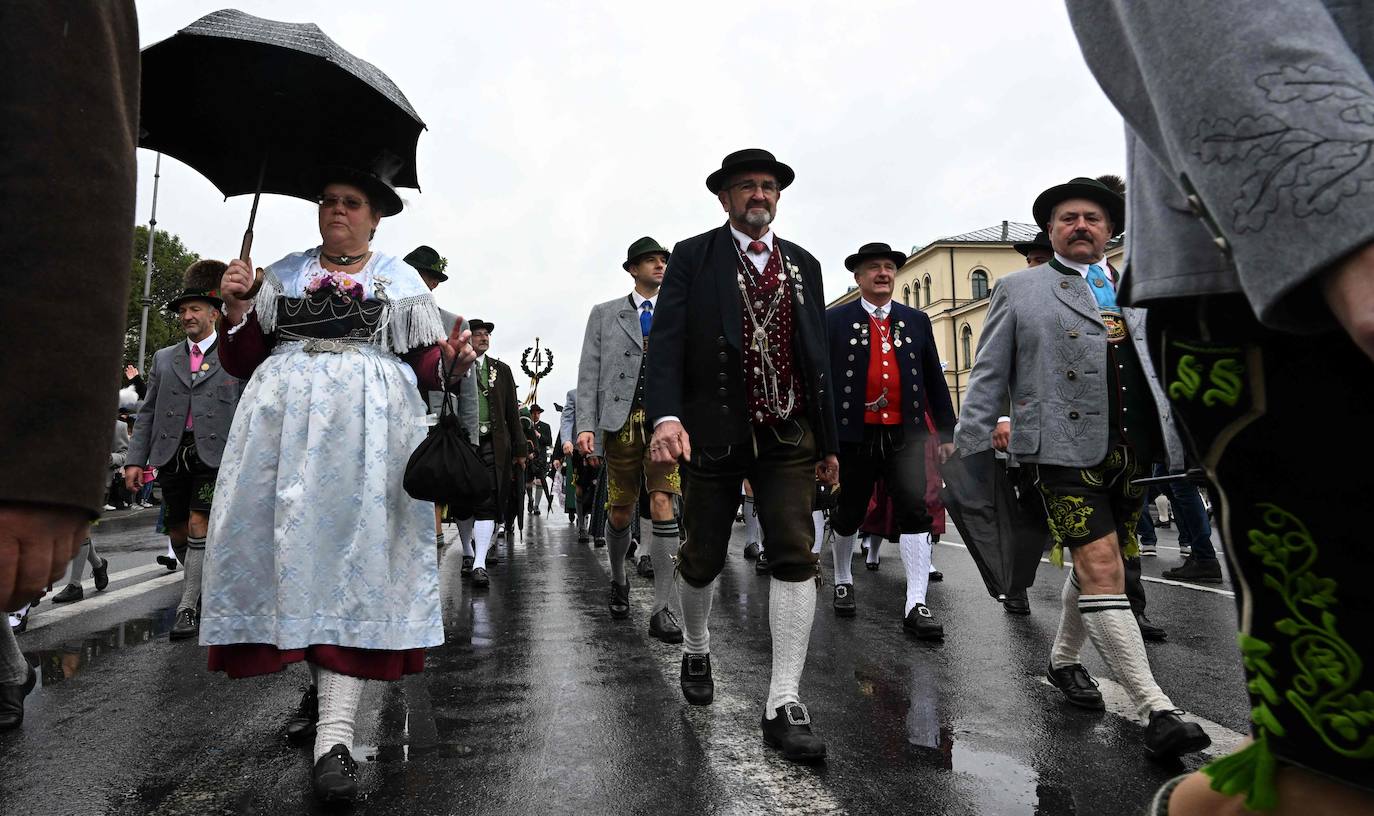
[784,703,810,726]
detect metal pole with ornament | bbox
[520,337,555,407]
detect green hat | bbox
[1012,230,1053,257]
[622,236,670,270]
[844,242,907,272]
[1032,177,1125,237]
[404,245,448,281]
[167,259,227,312]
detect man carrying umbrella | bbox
[955,176,1209,760]
[824,243,956,639]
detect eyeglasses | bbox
[317,194,370,211]
[732,180,779,195]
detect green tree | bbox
[126,226,201,368]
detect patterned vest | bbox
[864,310,901,425]
[735,237,804,426]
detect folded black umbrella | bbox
[941,450,1051,600]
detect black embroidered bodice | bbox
[275,293,385,342]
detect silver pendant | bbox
[882,342,892,353]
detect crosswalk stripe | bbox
[1037,676,1247,758]
[22,570,183,633]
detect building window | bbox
[971,270,989,300]
[961,324,973,367]
[923,275,932,306]
[902,284,911,306]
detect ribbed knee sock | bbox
[831,532,855,585]
[456,517,476,558]
[1080,597,1174,719]
[178,537,206,612]
[678,575,714,654]
[811,511,826,555]
[0,617,27,685]
[1050,570,1086,669]
[472,519,495,569]
[606,520,631,585]
[649,520,679,613]
[313,668,366,761]
[743,496,760,545]
[899,532,932,614]
[765,577,817,717]
[68,539,98,584]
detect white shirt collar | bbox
[475,352,488,364]
[729,224,776,253]
[631,290,658,310]
[188,331,217,354]
[1053,252,1111,280]
[859,297,894,317]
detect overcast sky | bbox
[135,0,1125,409]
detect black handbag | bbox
[403,361,492,507]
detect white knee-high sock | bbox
[831,532,855,585]
[899,532,932,615]
[743,496,760,545]
[1050,570,1086,669]
[472,519,496,570]
[811,511,826,555]
[313,668,366,760]
[765,577,818,717]
[678,575,714,654]
[1080,596,1174,719]
[866,535,882,565]
[649,520,679,613]
[456,517,476,557]
[178,537,206,611]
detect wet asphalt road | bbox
[3,512,1250,815]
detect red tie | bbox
[747,240,768,255]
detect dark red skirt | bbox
[207,644,425,681]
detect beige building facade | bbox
[828,221,1124,412]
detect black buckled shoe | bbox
[471,567,490,589]
[286,685,319,745]
[754,552,770,575]
[648,607,683,644]
[1144,709,1212,760]
[312,743,360,803]
[1137,614,1168,642]
[832,583,856,617]
[93,558,110,592]
[903,604,944,639]
[460,555,474,576]
[608,581,630,619]
[0,665,36,731]
[156,554,178,571]
[761,702,826,763]
[928,569,943,582]
[169,607,199,640]
[1047,662,1105,710]
[52,583,84,603]
[743,541,762,560]
[680,653,713,705]
[636,555,654,579]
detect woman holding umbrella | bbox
[203,163,475,803]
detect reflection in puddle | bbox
[953,745,1043,814]
[22,606,176,688]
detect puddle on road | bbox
[20,606,177,688]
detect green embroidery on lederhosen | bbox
[665,467,682,493]
[1079,464,1105,487]
[1041,487,1094,568]
[1204,504,1374,812]
[1204,358,1245,407]
[1169,354,1204,401]
[197,482,215,504]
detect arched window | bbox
[961,324,974,367]
[971,270,989,300]
[923,275,932,306]
[902,284,911,306]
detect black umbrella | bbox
[941,450,1050,600]
[140,9,426,260]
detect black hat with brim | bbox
[529,403,543,413]
[844,242,908,272]
[311,165,404,217]
[404,245,448,281]
[706,148,795,194]
[1012,230,1054,257]
[1032,177,1124,237]
[168,289,225,311]
[469,319,495,334]
[622,236,671,270]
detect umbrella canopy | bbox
[940,450,1051,600]
[140,9,426,203]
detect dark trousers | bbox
[679,418,819,584]
[1149,294,1374,792]
[830,424,931,538]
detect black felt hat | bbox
[309,152,405,216]
[844,242,907,272]
[622,236,670,270]
[469,319,495,333]
[167,259,227,311]
[1012,230,1053,257]
[706,148,795,194]
[529,403,544,413]
[404,245,448,281]
[1032,177,1125,236]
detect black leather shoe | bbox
[832,583,856,617]
[761,702,826,763]
[680,653,713,705]
[1144,709,1212,759]
[460,555,474,576]
[636,555,654,579]
[1047,662,1105,710]
[648,607,683,643]
[625,540,638,562]
[1137,614,1168,642]
[928,569,943,582]
[903,604,944,639]
[170,607,199,640]
[93,558,110,592]
[594,537,606,548]
[156,555,178,571]
[1002,594,1032,615]
[578,532,590,544]
[52,583,84,603]
[285,685,318,745]
[312,743,360,803]
[471,567,490,588]
[608,581,630,619]
[865,561,880,571]
[754,552,770,575]
[1162,557,1224,584]
[0,665,37,731]
[743,541,762,560]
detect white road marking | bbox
[936,540,1235,598]
[22,570,183,633]
[1037,676,1247,758]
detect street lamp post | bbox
[136,152,162,373]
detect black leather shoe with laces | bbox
[832,583,856,617]
[169,607,199,640]
[680,653,713,705]
[1144,709,1212,759]
[156,555,178,571]
[636,555,654,579]
[52,583,84,603]
[312,743,360,803]
[471,567,490,588]
[648,607,683,643]
[608,581,630,619]
[761,702,826,763]
[1047,662,1105,710]
[93,558,110,591]
[285,685,319,745]
[0,665,36,731]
